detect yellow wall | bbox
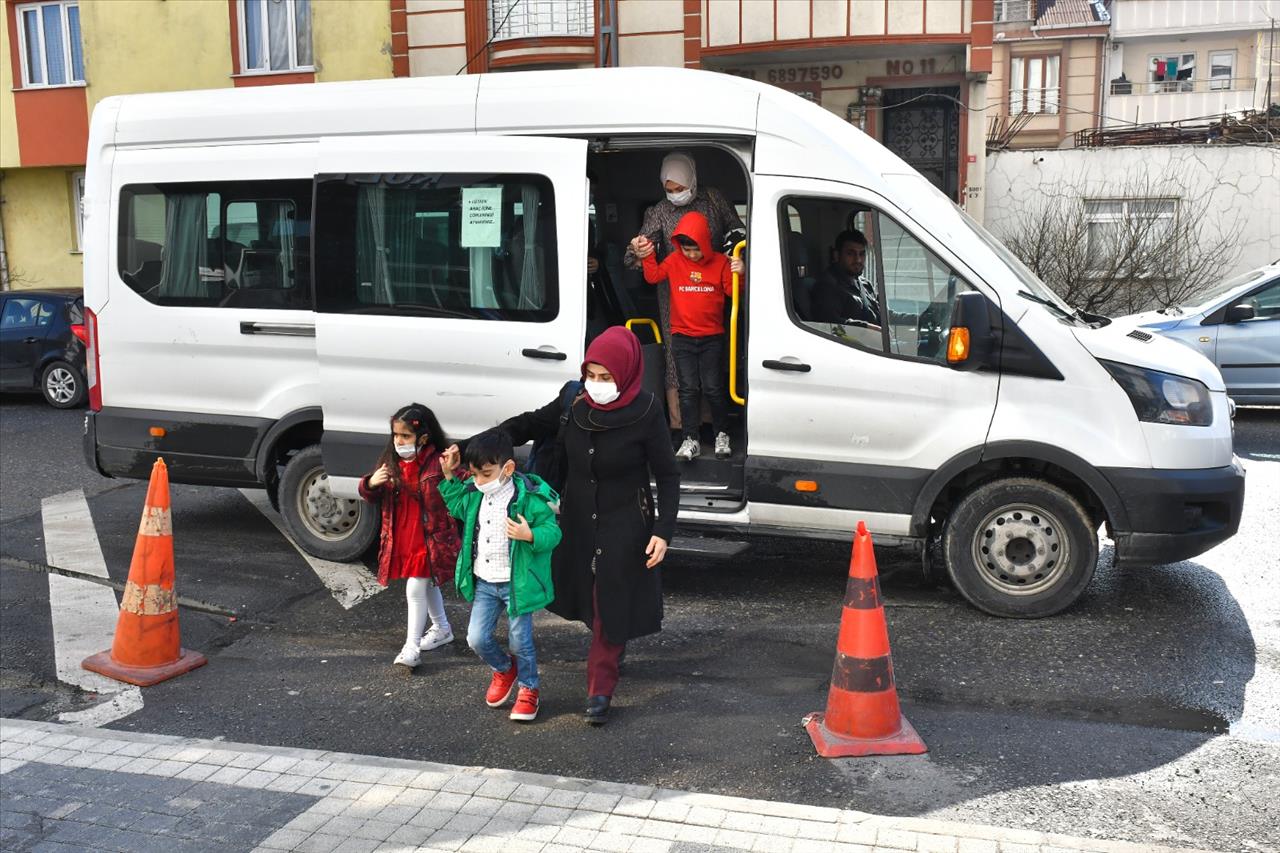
[0,10,19,170]
[0,168,83,290]
[81,0,232,116]
[314,0,393,82]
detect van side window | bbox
[117,181,312,309]
[782,197,975,365]
[313,173,558,322]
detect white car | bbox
[1122,263,1280,405]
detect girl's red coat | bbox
[357,447,460,587]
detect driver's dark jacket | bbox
[812,265,880,325]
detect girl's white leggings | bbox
[405,577,449,647]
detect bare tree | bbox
[1000,174,1240,317]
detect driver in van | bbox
[811,229,881,328]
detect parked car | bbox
[0,288,88,409]
[1121,262,1280,405]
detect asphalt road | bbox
[2,394,1278,852]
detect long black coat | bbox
[500,390,680,644]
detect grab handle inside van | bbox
[625,317,663,344]
[730,240,747,406]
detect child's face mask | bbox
[394,443,418,460]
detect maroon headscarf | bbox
[582,326,644,411]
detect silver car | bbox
[1124,262,1280,404]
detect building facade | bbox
[406,0,1001,216]
[1103,0,1279,128]
[1,0,395,291]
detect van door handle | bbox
[763,359,811,373]
[24,336,40,344]
[240,322,316,337]
[522,347,567,361]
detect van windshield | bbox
[953,205,1086,325]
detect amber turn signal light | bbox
[795,480,819,492]
[149,427,166,437]
[947,327,971,363]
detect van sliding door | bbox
[311,135,589,498]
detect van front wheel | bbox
[943,477,1097,618]
[279,444,377,562]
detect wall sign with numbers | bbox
[725,65,845,84]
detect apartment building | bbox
[1103,0,1279,128]
[1,0,395,291]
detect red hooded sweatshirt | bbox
[642,211,739,337]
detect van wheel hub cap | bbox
[972,504,1069,596]
[298,469,359,540]
[46,368,76,404]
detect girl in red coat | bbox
[358,403,460,671]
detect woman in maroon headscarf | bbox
[474,327,679,724]
[552,327,679,725]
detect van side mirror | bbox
[1223,303,1256,323]
[946,292,995,371]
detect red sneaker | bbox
[485,657,518,707]
[510,687,539,722]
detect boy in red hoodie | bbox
[632,211,744,461]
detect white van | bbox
[81,68,1245,618]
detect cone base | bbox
[805,711,928,757]
[82,648,207,687]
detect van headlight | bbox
[1100,361,1213,427]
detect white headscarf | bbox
[659,152,698,201]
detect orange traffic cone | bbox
[804,521,926,757]
[82,459,207,687]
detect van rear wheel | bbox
[279,444,376,562]
[943,477,1097,618]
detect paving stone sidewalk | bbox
[1,718,1209,853]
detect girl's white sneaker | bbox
[419,625,454,651]
[393,644,420,670]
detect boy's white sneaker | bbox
[714,432,731,459]
[393,644,420,671]
[419,625,454,651]
[676,437,700,461]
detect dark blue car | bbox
[0,288,88,409]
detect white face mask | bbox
[474,475,508,495]
[584,379,620,405]
[666,189,694,207]
[394,443,418,459]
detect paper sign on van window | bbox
[461,187,502,248]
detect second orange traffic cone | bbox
[82,458,207,687]
[804,520,926,757]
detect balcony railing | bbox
[1109,76,1257,96]
[1106,80,1259,127]
[490,0,594,41]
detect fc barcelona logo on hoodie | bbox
[689,271,703,283]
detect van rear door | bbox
[312,135,589,497]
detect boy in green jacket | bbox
[439,429,560,722]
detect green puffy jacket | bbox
[438,472,561,617]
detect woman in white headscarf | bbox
[623,151,745,431]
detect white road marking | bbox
[240,489,383,610]
[40,490,143,726]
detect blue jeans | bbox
[467,579,539,690]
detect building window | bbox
[994,0,1034,23]
[490,0,593,41]
[72,172,85,252]
[1149,53,1195,93]
[1084,199,1178,268]
[239,0,313,73]
[15,1,84,88]
[1010,55,1060,114]
[1209,50,1236,91]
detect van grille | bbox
[1126,329,1153,342]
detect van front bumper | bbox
[1103,458,1246,566]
